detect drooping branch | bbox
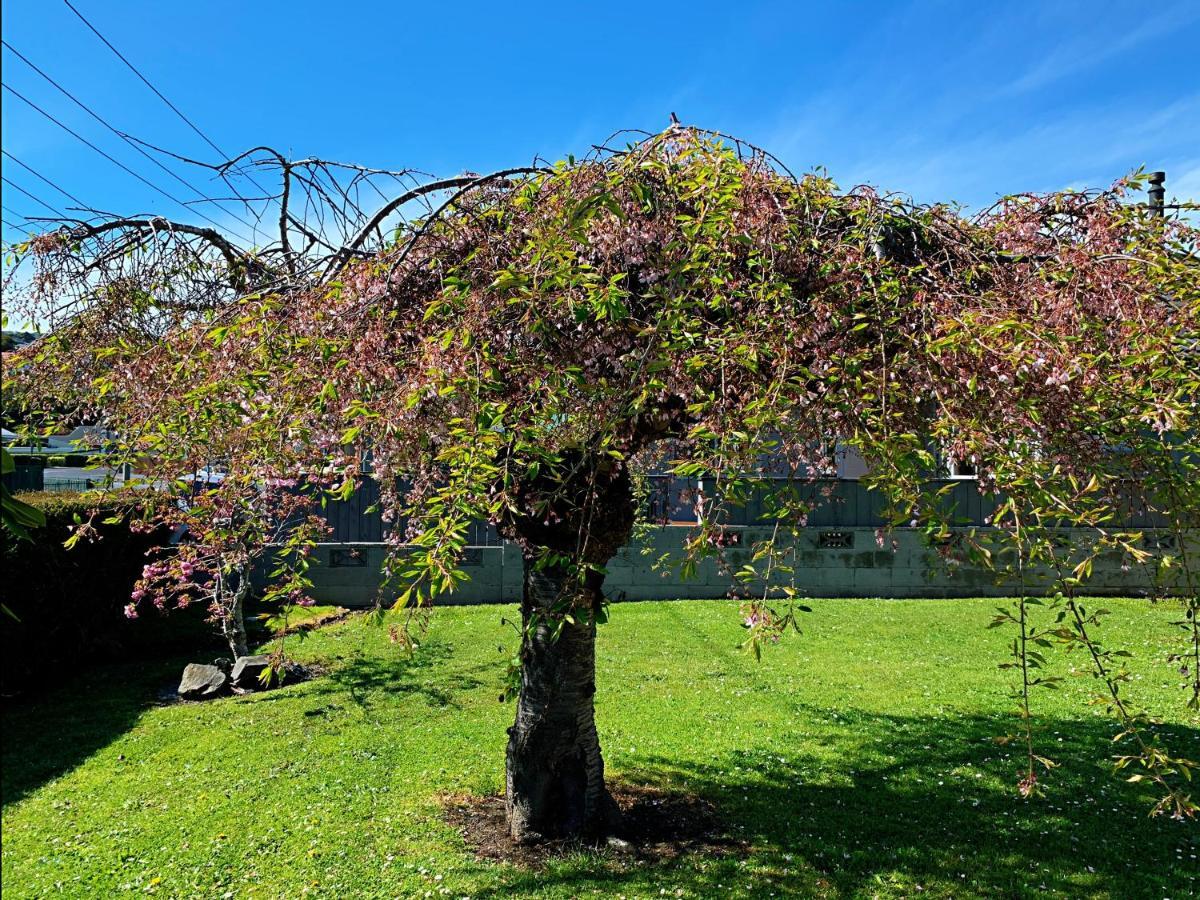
[64,216,248,264]
[327,167,550,280]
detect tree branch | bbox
[62,217,258,288]
[327,168,548,280]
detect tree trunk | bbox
[499,453,636,843]
[219,562,250,659]
[505,560,619,843]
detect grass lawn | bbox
[2,597,1197,899]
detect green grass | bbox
[2,598,1197,899]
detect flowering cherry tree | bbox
[122,484,328,659]
[5,126,1198,836]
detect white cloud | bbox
[997,5,1199,97]
[1166,161,1200,203]
[762,92,1200,209]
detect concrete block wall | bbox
[285,526,1196,607]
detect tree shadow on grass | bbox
[467,711,1199,899]
[0,637,485,808]
[279,642,488,713]
[0,654,189,809]
[329,647,484,710]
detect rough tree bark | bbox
[505,561,619,842]
[501,456,636,843]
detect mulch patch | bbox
[444,782,745,869]
[271,606,353,637]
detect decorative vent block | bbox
[330,548,368,568]
[1143,532,1177,551]
[818,530,854,549]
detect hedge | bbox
[9,453,104,467]
[1,493,217,696]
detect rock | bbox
[231,654,271,689]
[178,663,227,699]
[606,836,635,854]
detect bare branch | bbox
[61,217,260,288]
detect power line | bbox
[1,39,257,234]
[1,149,90,209]
[2,80,238,234]
[2,204,34,232]
[62,0,271,198]
[1,175,67,217]
[64,0,226,159]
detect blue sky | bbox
[2,0,1198,248]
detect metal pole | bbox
[1148,171,1166,217]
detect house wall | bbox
[289,526,1196,607]
[260,476,1187,606]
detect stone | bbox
[231,655,271,689]
[178,663,227,699]
[606,836,635,854]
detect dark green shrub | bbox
[1,493,216,695]
[63,453,91,467]
[46,455,67,467]
[11,455,45,468]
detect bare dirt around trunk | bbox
[444,782,746,869]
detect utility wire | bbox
[1,175,67,217]
[1,149,90,209]
[2,81,238,234]
[62,0,272,199]
[2,39,257,234]
[2,204,34,232]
